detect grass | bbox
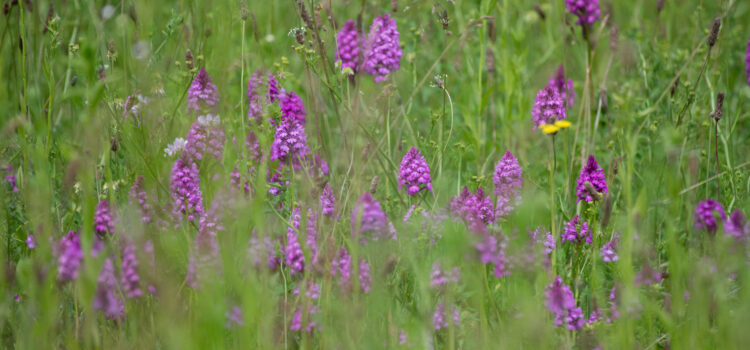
[1,0,750,348]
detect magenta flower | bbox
[321,183,336,217]
[187,202,223,288]
[280,91,307,125]
[94,200,115,237]
[359,258,371,292]
[363,14,402,82]
[450,186,494,226]
[565,0,601,26]
[93,258,124,320]
[694,199,726,232]
[120,242,143,299]
[746,38,750,86]
[532,86,566,130]
[430,261,460,288]
[247,70,265,124]
[475,233,510,278]
[187,67,219,112]
[305,208,319,266]
[398,147,433,196]
[724,210,749,238]
[270,118,309,164]
[25,234,35,249]
[185,115,225,162]
[351,192,388,242]
[433,303,460,331]
[129,175,153,223]
[548,65,575,108]
[563,215,592,245]
[267,73,281,103]
[336,20,361,72]
[545,276,578,329]
[494,151,523,217]
[170,155,204,222]
[284,208,305,275]
[576,155,608,202]
[4,165,17,191]
[225,305,244,328]
[600,234,619,262]
[331,247,352,291]
[57,231,83,282]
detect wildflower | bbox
[25,234,35,249]
[563,216,592,244]
[267,73,280,103]
[284,208,305,275]
[532,86,566,130]
[270,118,309,164]
[225,306,244,328]
[280,90,306,125]
[565,0,601,26]
[94,200,115,237]
[531,227,556,255]
[746,38,750,86]
[57,231,83,282]
[187,67,219,112]
[320,183,336,217]
[363,14,402,82]
[476,233,510,278]
[494,151,523,217]
[634,263,663,286]
[331,247,352,291]
[694,199,726,232]
[93,258,125,320]
[724,210,749,238]
[430,261,460,287]
[164,137,188,157]
[359,258,372,292]
[433,303,460,330]
[450,186,494,226]
[336,20,361,73]
[187,201,223,288]
[600,234,619,262]
[548,65,575,108]
[185,116,225,162]
[247,70,265,123]
[4,165,18,191]
[545,276,582,330]
[120,242,143,299]
[170,155,204,222]
[576,155,608,202]
[351,192,388,242]
[129,175,152,223]
[305,208,319,266]
[397,147,433,196]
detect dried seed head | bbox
[599,88,608,113]
[670,76,680,97]
[609,26,619,52]
[369,176,379,194]
[583,181,602,201]
[185,49,194,70]
[42,3,54,33]
[656,0,665,15]
[241,1,248,20]
[708,17,720,47]
[486,48,496,74]
[487,17,496,43]
[110,136,118,152]
[436,8,450,30]
[533,4,546,20]
[251,12,258,41]
[392,0,398,13]
[297,0,313,29]
[713,92,724,121]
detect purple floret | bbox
[363,14,402,82]
[397,147,432,196]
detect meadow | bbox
[1,0,750,348]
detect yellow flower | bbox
[554,120,571,128]
[540,124,559,134]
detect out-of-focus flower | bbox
[320,183,336,217]
[284,208,305,275]
[185,116,225,162]
[226,305,244,328]
[247,71,265,124]
[267,73,281,103]
[129,175,153,223]
[351,192,388,242]
[359,258,371,292]
[724,210,749,238]
[94,200,116,238]
[430,261,460,287]
[57,231,83,282]
[545,276,583,330]
[600,233,619,262]
[565,0,601,26]
[164,137,188,157]
[93,258,124,320]
[331,247,352,292]
[120,242,143,299]
[548,65,575,108]
[694,199,726,233]
[25,234,35,249]
[4,165,18,191]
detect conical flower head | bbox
[532,86,566,130]
[170,155,204,222]
[450,186,494,226]
[187,67,219,112]
[270,118,310,163]
[185,115,225,162]
[57,231,83,282]
[284,208,305,275]
[363,14,402,82]
[351,192,388,241]
[247,70,265,124]
[267,73,281,103]
[576,155,608,202]
[331,247,352,291]
[548,65,575,108]
[359,258,371,292]
[120,242,143,299]
[336,20,361,72]
[545,276,576,316]
[724,210,749,238]
[563,215,592,245]
[129,175,153,224]
[694,199,726,232]
[565,0,601,26]
[398,147,432,196]
[93,258,125,320]
[280,91,306,125]
[94,200,115,237]
[494,151,523,216]
[320,183,336,217]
